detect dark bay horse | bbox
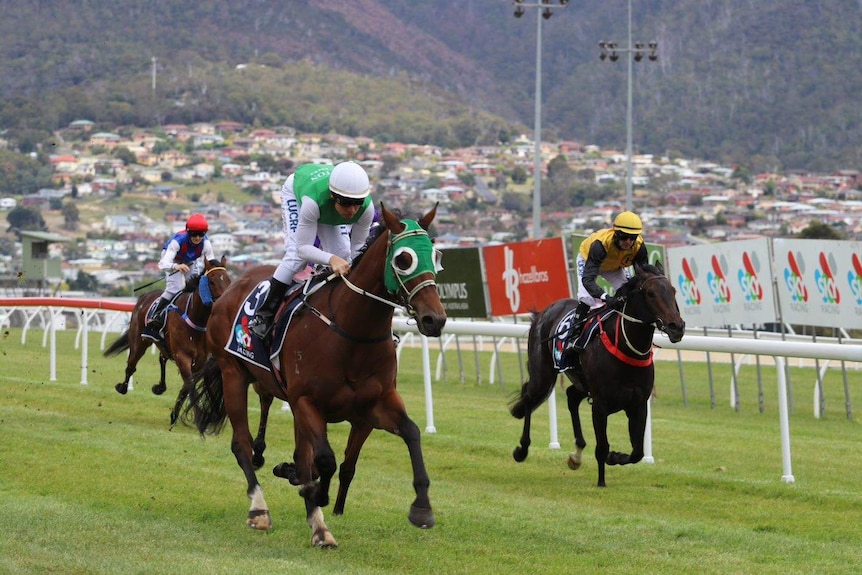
[104,257,232,425]
[183,204,447,548]
[510,261,685,487]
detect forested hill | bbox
[1,0,860,172]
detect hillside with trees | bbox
[0,0,859,172]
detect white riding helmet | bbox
[328,161,370,199]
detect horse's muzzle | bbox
[417,314,446,338]
[664,321,685,343]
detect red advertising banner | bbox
[482,237,572,316]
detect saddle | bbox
[144,292,184,330]
[225,271,332,388]
[551,306,606,373]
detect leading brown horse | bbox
[510,262,685,487]
[183,205,447,548]
[104,256,232,425]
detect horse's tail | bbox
[180,356,228,435]
[102,331,130,357]
[508,309,555,419]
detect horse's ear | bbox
[654,260,665,276]
[220,254,227,268]
[380,202,405,234]
[418,202,438,231]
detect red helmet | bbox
[186,213,209,233]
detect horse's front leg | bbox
[373,390,434,528]
[293,397,337,548]
[608,400,648,466]
[399,412,435,529]
[334,423,372,515]
[376,391,434,529]
[565,384,588,471]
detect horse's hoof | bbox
[312,530,338,548]
[252,453,265,470]
[607,451,630,466]
[246,510,272,531]
[273,462,300,485]
[408,505,435,529]
[512,446,528,463]
[567,453,582,470]
[151,384,166,396]
[115,383,128,395]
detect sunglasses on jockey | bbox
[331,193,365,208]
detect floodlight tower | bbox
[513,1,570,239]
[598,0,658,211]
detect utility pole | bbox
[151,56,157,94]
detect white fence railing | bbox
[393,318,862,485]
[2,300,860,483]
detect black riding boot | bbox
[572,301,591,330]
[141,297,171,341]
[248,278,290,339]
[565,301,592,353]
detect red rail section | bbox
[0,298,135,312]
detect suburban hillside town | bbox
[2,120,860,293]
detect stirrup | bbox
[141,327,160,341]
[248,315,273,340]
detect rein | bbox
[304,224,439,342]
[598,310,653,367]
[597,275,671,365]
[182,266,228,332]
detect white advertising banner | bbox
[772,239,862,329]
[667,239,776,328]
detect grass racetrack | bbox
[1,328,861,574]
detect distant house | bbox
[90,178,118,194]
[103,215,139,235]
[242,201,272,216]
[149,186,177,200]
[89,132,122,148]
[216,121,244,134]
[221,163,243,176]
[193,134,225,148]
[68,119,95,132]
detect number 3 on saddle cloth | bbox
[551,307,604,372]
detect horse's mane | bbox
[350,208,406,268]
[182,260,224,293]
[183,276,200,293]
[615,262,664,299]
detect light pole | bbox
[599,0,657,212]
[514,0,569,239]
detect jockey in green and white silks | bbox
[248,161,375,340]
[275,162,374,286]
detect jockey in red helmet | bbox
[141,213,216,341]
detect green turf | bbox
[0,329,860,574]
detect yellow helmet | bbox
[613,211,643,235]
